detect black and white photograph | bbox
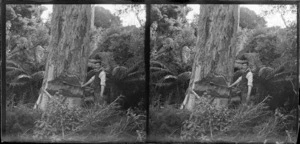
[1,1,299,144]
[149,4,298,143]
[3,4,146,142]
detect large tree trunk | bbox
[34,5,93,111]
[181,5,239,111]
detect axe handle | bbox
[62,81,81,87]
[43,89,67,105]
[43,89,53,99]
[210,82,229,88]
[191,90,201,99]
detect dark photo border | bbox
[1,0,299,143]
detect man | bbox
[229,61,253,105]
[82,62,106,104]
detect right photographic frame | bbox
[149,4,298,143]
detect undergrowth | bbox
[149,104,191,141]
[6,103,42,135]
[180,96,235,141]
[5,94,297,143]
[5,95,146,142]
[180,96,298,143]
[150,95,298,143]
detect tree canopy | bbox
[239,7,267,29]
[5,4,50,105]
[94,6,122,29]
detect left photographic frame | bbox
[3,3,146,142]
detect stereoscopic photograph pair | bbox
[1,1,299,143]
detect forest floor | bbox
[3,133,141,143]
[4,100,146,143]
[149,101,299,143]
[4,131,298,143]
[149,132,298,143]
[4,99,298,143]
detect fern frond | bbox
[6,65,21,70]
[8,81,27,87]
[6,66,26,74]
[154,82,174,87]
[150,67,172,74]
[154,75,177,87]
[112,66,128,80]
[123,71,145,83]
[150,60,169,69]
[6,60,22,68]
[267,62,287,79]
[31,71,45,81]
[270,72,296,82]
[126,70,145,79]
[171,61,184,71]
[163,75,178,81]
[150,71,171,81]
[8,75,30,87]
[258,66,274,79]
[124,77,145,83]
[177,71,191,82]
[17,74,32,80]
[126,61,144,74]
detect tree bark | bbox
[34,5,93,111]
[182,5,239,111]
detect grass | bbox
[4,96,146,143]
[147,132,297,143]
[212,132,297,143]
[4,95,297,143]
[149,96,298,143]
[2,133,140,143]
[149,104,191,139]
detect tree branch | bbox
[280,13,288,28]
[289,79,297,95]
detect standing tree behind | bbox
[182,5,239,111]
[34,5,93,111]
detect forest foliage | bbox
[4,4,145,108]
[3,4,298,143]
[149,5,298,143]
[4,4,145,142]
[149,4,298,108]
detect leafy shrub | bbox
[106,108,146,141]
[6,103,42,135]
[237,105,298,141]
[150,105,191,137]
[271,107,298,132]
[181,96,234,140]
[33,95,145,142]
[224,96,273,134]
[33,95,84,140]
[180,95,298,142]
[252,116,281,139]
